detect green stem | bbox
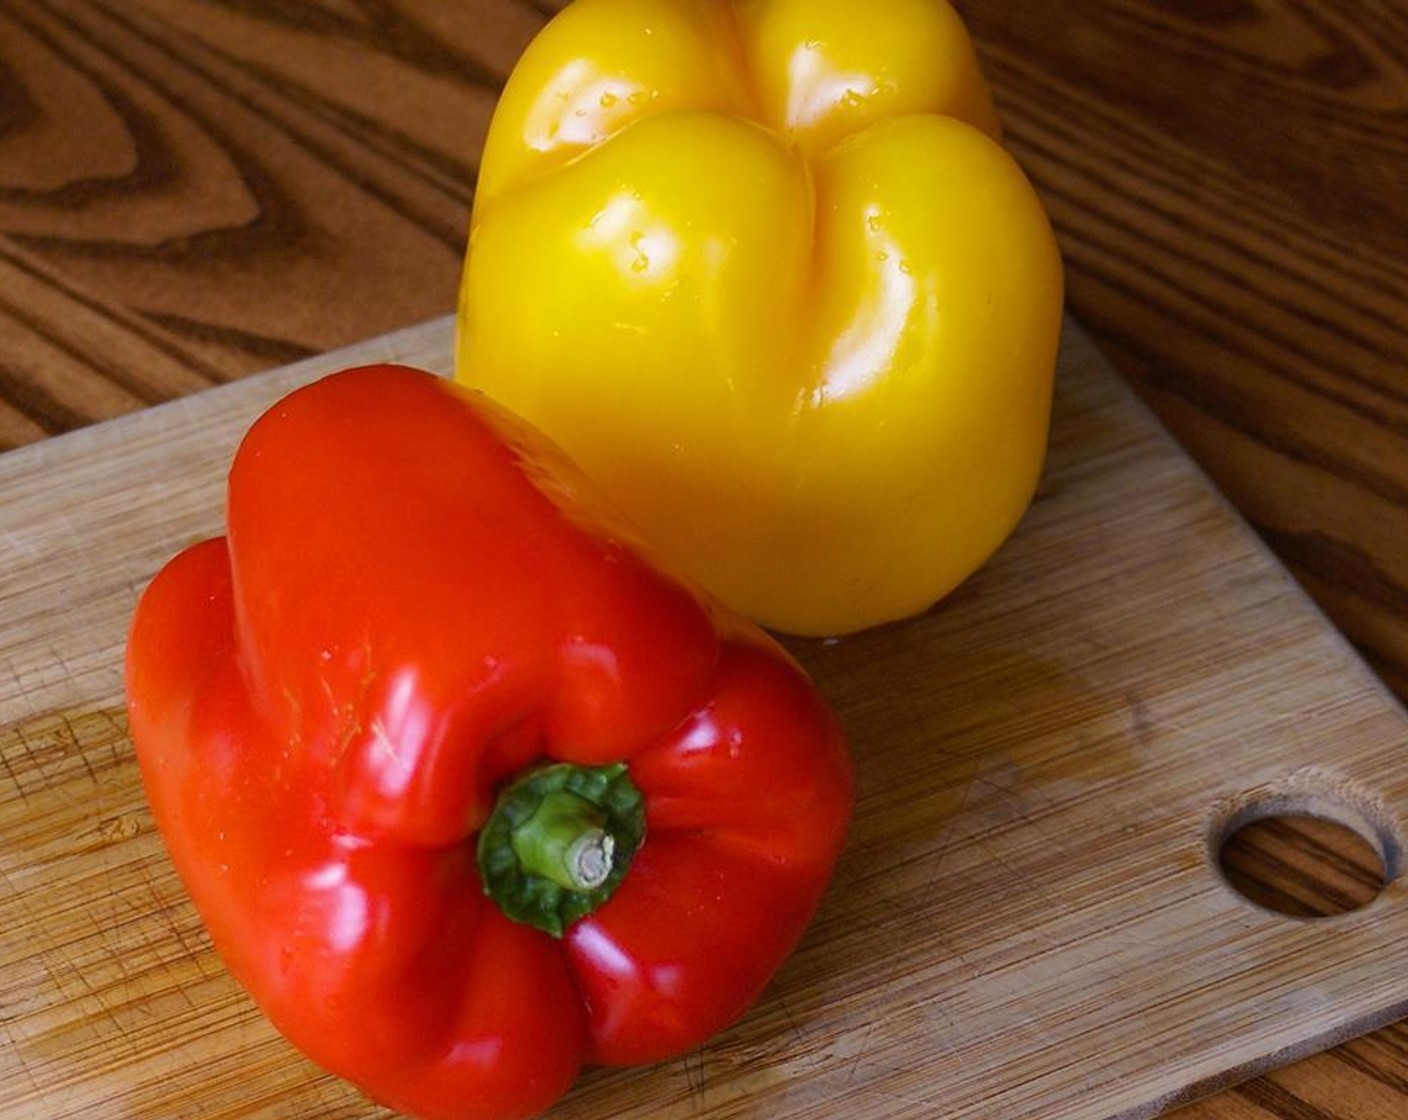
[477,761,646,938]
[510,791,616,892]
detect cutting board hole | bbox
[1214,801,1393,919]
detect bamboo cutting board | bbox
[1,317,1406,1120]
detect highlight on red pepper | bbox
[456,0,1065,637]
[125,365,853,1120]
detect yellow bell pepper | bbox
[456,0,1064,637]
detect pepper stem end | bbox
[568,831,615,891]
[478,761,645,938]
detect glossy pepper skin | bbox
[125,365,852,1120]
[456,0,1064,637]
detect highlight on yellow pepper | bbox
[456,0,1064,637]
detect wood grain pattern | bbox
[955,1,1408,705]
[945,10,1408,1108]
[2,2,1406,1117]
[3,318,1408,1120]
[0,0,505,441]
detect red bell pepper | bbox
[125,365,853,1120]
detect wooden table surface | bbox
[0,2,1404,1118]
